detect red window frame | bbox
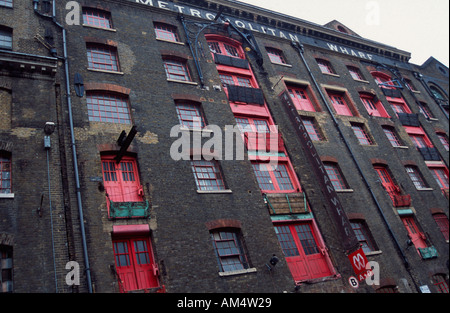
[288,86,316,112]
[351,123,373,145]
[101,155,143,203]
[266,47,287,64]
[409,134,433,149]
[433,213,449,241]
[82,8,112,29]
[302,117,323,141]
[210,229,249,272]
[429,166,449,190]
[175,102,206,129]
[154,23,180,42]
[401,216,428,253]
[382,126,403,147]
[86,44,120,72]
[207,38,245,59]
[191,160,226,191]
[374,166,403,202]
[0,152,11,194]
[316,59,334,74]
[324,162,348,190]
[252,162,299,193]
[418,102,434,119]
[163,58,191,82]
[274,221,333,282]
[86,92,131,124]
[112,236,159,292]
[360,93,389,118]
[0,0,13,8]
[328,92,353,116]
[433,274,449,293]
[388,98,412,114]
[219,73,253,88]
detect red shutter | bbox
[102,156,143,203]
[275,222,332,282]
[113,237,159,292]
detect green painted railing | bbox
[109,199,150,219]
[418,246,438,260]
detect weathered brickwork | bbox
[1,0,448,294]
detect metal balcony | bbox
[109,199,150,219]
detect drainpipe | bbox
[291,42,420,292]
[34,0,93,293]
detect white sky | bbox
[237,0,450,67]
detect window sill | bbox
[197,189,233,194]
[156,38,185,45]
[82,24,117,32]
[336,189,354,193]
[365,250,382,256]
[219,268,257,277]
[179,126,213,133]
[88,68,124,75]
[394,146,409,149]
[416,187,434,191]
[167,79,198,86]
[353,79,370,84]
[322,72,340,78]
[0,193,14,199]
[271,61,292,68]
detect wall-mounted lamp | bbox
[44,122,56,150]
[266,254,279,271]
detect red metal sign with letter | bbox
[348,248,372,281]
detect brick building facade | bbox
[1,0,448,294]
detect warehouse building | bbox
[0,0,448,293]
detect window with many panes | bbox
[429,166,449,190]
[433,274,449,293]
[252,162,297,193]
[191,160,226,191]
[266,47,287,64]
[210,229,250,272]
[163,58,191,82]
[0,151,11,194]
[208,40,243,59]
[86,92,131,124]
[0,27,12,50]
[418,102,434,119]
[351,123,373,145]
[154,23,180,42]
[301,117,324,141]
[316,59,335,75]
[324,162,348,190]
[0,245,13,293]
[347,66,364,81]
[82,8,113,29]
[437,132,449,151]
[433,213,449,241]
[388,98,412,114]
[219,73,253,88]
[0,0,12,8]
[382,126,403,147]
[350,220,378,254]
[175,102,206,129]
[405,166,428,189]
[87,44,120,72]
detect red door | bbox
[401,217,428,252]
[288,87,315,112]
[274,222,332,282]
[113,237,159,292]
[102,156,142,202]
[329,93,353,116]
[374,166,400,201]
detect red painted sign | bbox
[348,248,373,281]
